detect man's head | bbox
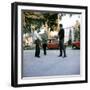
[60,24,63,29]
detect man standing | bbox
[58,24,66,57]
[39,24,48,55]
[33,27,42,58]
[41,31,48,55]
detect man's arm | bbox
[62,29,64,39]
[58,29,64,39]
[38,29,44,35]
[35,31,42,41]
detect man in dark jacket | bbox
[58,24,66,57]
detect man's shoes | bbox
[44,53,47,55]
[35,56,40,58]
[63,55,67,58]
[58,55,62,57]
[37,56,40,58]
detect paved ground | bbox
[22,48,80,77]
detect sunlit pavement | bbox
[22,48,80,77]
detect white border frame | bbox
[17,5,86,85]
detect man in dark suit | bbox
[58,24,66,57]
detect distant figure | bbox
[58,24,66,57]
[39,24,48,55]
[41,31,48,55]
[33,27,42,58]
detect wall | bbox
[0,0,89,90]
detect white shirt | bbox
[33,31,42,41]
[39,28,45,35]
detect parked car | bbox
[72,41,80,49]
[47,39,59,49]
